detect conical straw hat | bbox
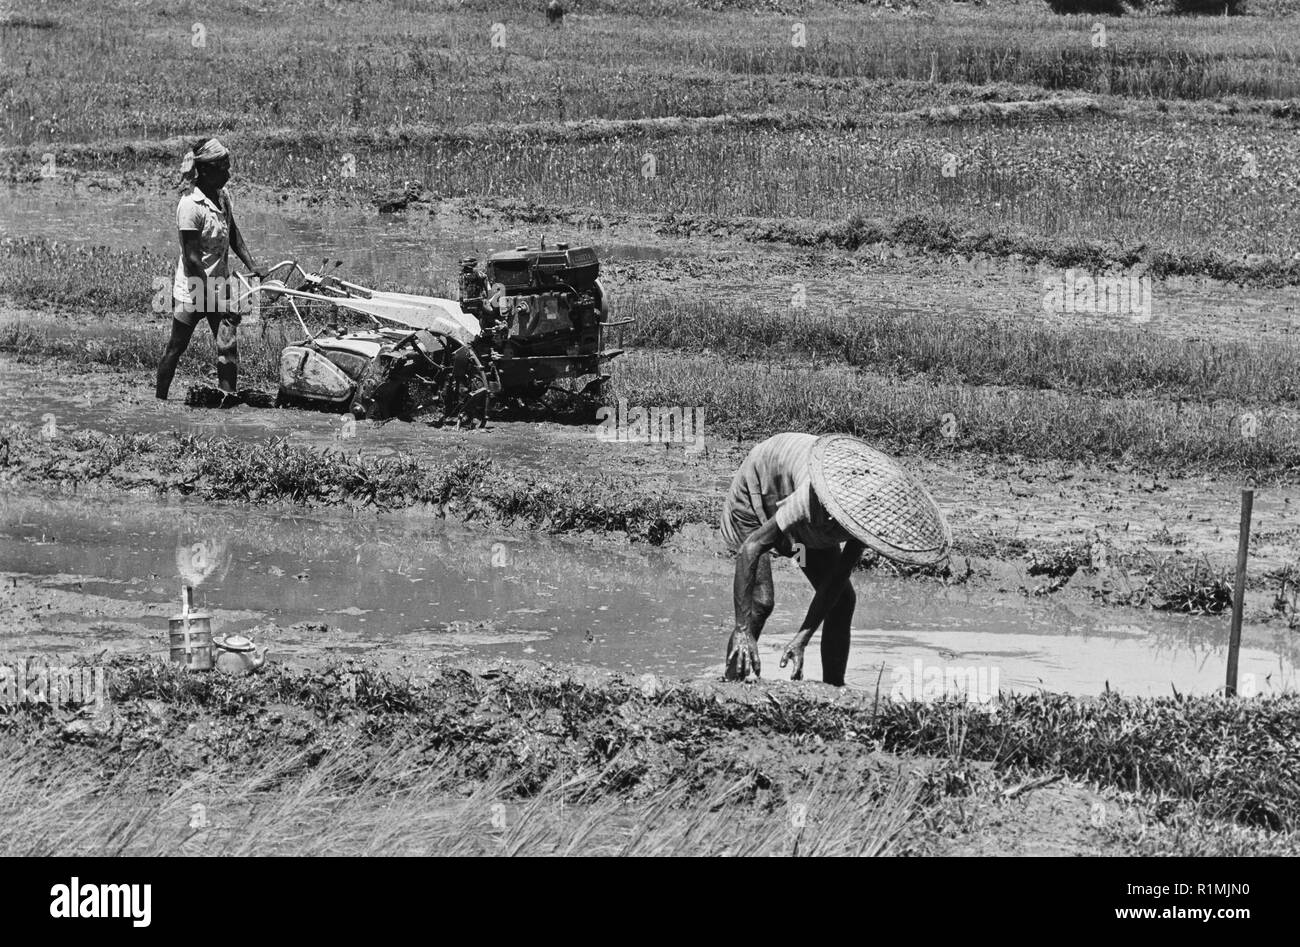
[809,434,951,566]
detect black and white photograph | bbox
[0,0,1294,884]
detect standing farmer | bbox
[156,138,263,402]
[721,433,950,686]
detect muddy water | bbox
[0,184,674,289]
[2,491,1296,698]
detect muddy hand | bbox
[779,643,805,681]
[779,629,815,681]
[725,628,761,681]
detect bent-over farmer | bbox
[156,137,263,402]
[721,432,951,686]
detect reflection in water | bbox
[2,493,1296,697]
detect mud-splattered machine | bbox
[238,242,627,425]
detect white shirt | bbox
[172,186,232,309]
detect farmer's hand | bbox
[725,627,761,681]
[779,639,806,681]
[780,629,815,681]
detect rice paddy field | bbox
[3,0,1300,860]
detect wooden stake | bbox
[1225,489,1253,696]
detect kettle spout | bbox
[252,647,269,670]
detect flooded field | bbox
[3,490,1295,698]
[7,181,1300,345]
[0,183,675,290]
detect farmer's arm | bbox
[179,230,209,309]
[733,518,783,637]
[780,539,866,677]
[228,215,262,276]
[726,517,784,680]
[180,230,205,284]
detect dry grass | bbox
[0,740,919,856]
[8,4,1300,263]
[4,657,1299,857]
[7,2,1300,146]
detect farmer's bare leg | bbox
[208,313,239,393]
[820,585,855,687]
[781,541,865,685]
[802,550,855,686]
[156,317,198,400]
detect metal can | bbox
[169,586,213,670]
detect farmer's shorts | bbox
[173,296,241,331]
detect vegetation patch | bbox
[2,657,1295,856]
[0,424,710,545]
